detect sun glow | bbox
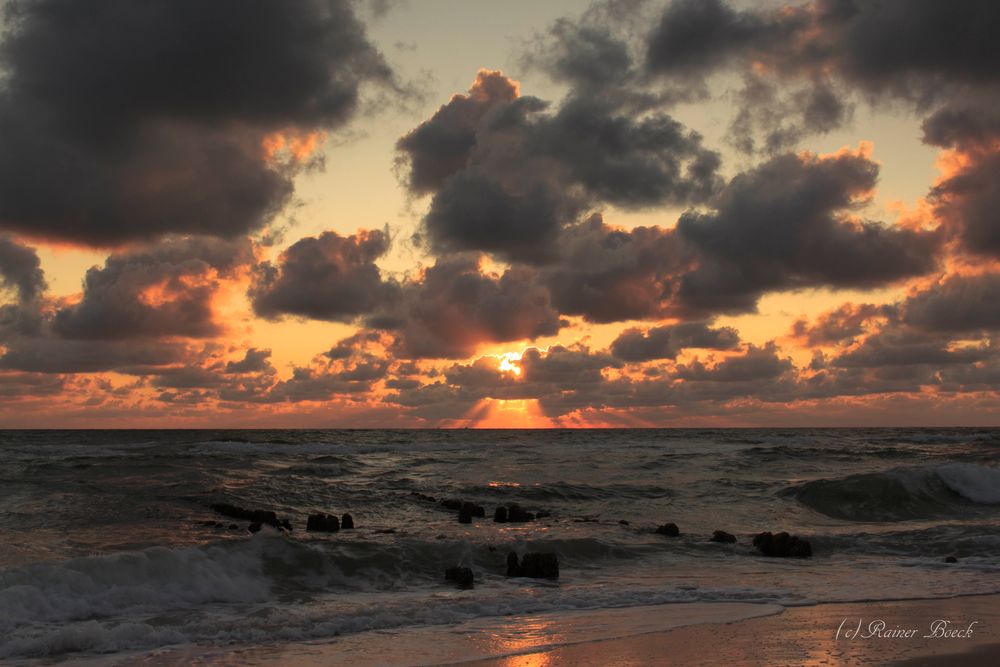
[465,398,555,428]
[497,351,523,376]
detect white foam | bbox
[936,463,1000,504]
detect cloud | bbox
[398,70,722,263]
[224,348,276,375]
[53,236,253,340]
[0,338,193,374]
[611,321,740,361]
[0,0,394,244]
[250,229,398,322]
[902,272,1000,333]
[675,343,793,382]
[675,147,939,314]
[789,302,887,346]
[397,69,519,194]
[932,151,1000,259]
[541,214,687,323]
[0,235,46,303]
[379,255,566,358]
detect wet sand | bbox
[465,594,1000,667]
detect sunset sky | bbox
[0,0,998,427]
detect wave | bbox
[782,463,1000,521]
[0,534,800,660]
[453,481,674,502]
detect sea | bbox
[1,428,999,665]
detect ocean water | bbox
[1,428,999,664]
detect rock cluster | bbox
[752,531,812,558]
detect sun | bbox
[497,351,523,376]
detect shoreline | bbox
[463,594,1000,667]
[74,594,1000,667]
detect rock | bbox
[619,520,630,526]
[752,531,812,558]
[228,524,238,530]
[445,566,475,589]
[656,522,680,537]
[280,519,293,532]
[459,502,484,523]
[507,552,559,579]
[710,530,737,544]
[507,505,535,522]
[411,492,437,503]
[374,528,396,534]
[535,510,551,519]
[248,522,262,534]
[944,555,958,563]
[306,513,340,532]
[341,513,354,529]
[493,506,508,523]
[210,503,282,528]
[440,499,462,510]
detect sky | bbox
[0,0,998,428]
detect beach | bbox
[467,595,1000,667]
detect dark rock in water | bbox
[228,524,238,530]
[445,566,475,589]
[458,502,485,523]
[201,520,219,527]
[944,555,958,563]
[753,531,812,558]
[279,519,293,532]
[494,506,508,523]
[210,503,281,527]
[440,499,462,510]
[507,505,535,522]
[306,513,340,532]
[656,522,680,537]
[619,520,630,526]
[506,552,521,577]
[248,522,262,534]
[535,510,551,519]
[507,552,559,579]
[710,530,737,544]
[411,491,437,503]
[341,513,354,529]
[374,528,397,534]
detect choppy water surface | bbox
[1,428,998,662]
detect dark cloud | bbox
[0,338,191,374]
[902,273,1000,333]
[541,215,686,323]
[676,149,939,314]
[611,321,740,361]
[53,237,253,340]
[0,371,65,398]
[675,343,793,382]
[931,151,1000,259]
[646,0,1000,103]
[398,70,721,263]
[0,235,46,303]
[790,303,887,346]
[224,348,276,375]
[250,229,397,322]
[728,75,852,155]
[832,328,991,369]
[381,255,566,359]
[396,70,519,194]
[0,0,394,244]
[645,0,801,81]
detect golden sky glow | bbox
[0,0,998,427]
